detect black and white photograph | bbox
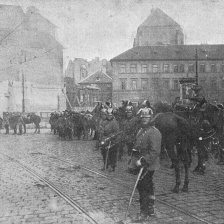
[0,0,224,223]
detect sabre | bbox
[104,141,111,170]
[117,167,144,224]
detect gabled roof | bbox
[79,70,112,84]
[140,8,180,28]
[110,44,224,62]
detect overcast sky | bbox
[1,0,224,67]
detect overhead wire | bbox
[0,11,61,72]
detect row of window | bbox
[119,63,224,74]
[120,78,224,90]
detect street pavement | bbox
[0,129,224,224]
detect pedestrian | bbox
[99,108,119,171]
[128,108,161,221]
[123,105,140,156]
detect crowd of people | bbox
[94,100,160,221]
[2,98,224,222]
[91,98,224,222]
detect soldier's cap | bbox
[140,108,153,118]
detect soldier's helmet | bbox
[217,104,224,110]
[126,106,133,113]
[140,108,153,118]
[142,100,151,108]
[201,120,211,131]
[107,108,113,116]
[101,108,107,115]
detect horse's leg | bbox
[38,124,40,134]
[24,124,26,134]
[182,162,189,192]
[172,159,181,193]
[182,140,190,192]
[167,141,181,193]
[34,124,37,134]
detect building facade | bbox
[0,5,65,114]
[111,45,224,105]
[133,8,184,47]
[78,70,112,106]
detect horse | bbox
[151,112,192,193]
[24,114,41,134]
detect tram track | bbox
[42,152,213,224]
[0,152,101,224]
[1,148,216,224]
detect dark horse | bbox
[151,112,192,193]
[23,114,41,134]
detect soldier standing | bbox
[17,115,24,135]
[99,108,119,171]
[193,120,214,175]
[3,114,10,134]
[129,108,161,221]
[123,106,140,155]
[137,100,153,117]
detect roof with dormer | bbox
[79,70,112,84]
[139,8,180,28]
[110,44,224,61]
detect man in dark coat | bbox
[193,120,214,174]
[123,105,140,155]
[17,115,24,135]
[99,108,119,171]
[129,108,162,221]
[3,114,10,134]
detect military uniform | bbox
[133,125,161,218]
[3,116,10,134]
[99,114,119,171]
[17,116,24,135]
[128,106,161,222]
[123,115,140,155]
[194,120,214,174]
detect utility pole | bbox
[195,48,198,85]
[22,71,25,112]
[21,50,26,113]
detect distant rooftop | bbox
[111,44,224,61]
[139,8,180,28]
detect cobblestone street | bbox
[0,130,224,224]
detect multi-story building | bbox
[0,5,65,114]
[78,70,112,106]
[111,44,224,105]
[133,8,184,47]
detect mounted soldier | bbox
[99,108,120,172]
[128,108,162,221]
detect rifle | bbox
[99,131,124,149]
